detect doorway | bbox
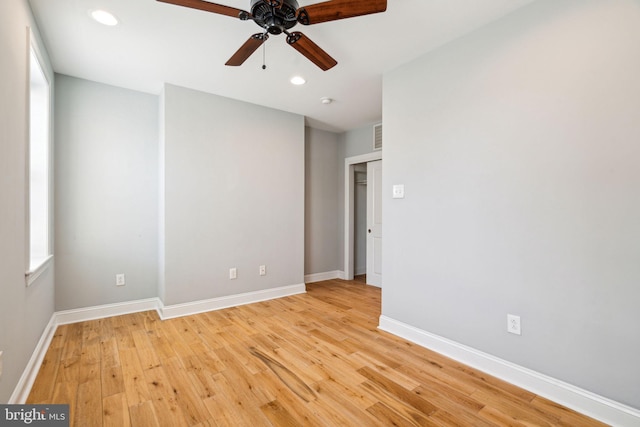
[344,152,382,286]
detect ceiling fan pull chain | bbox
[262,31,267,70]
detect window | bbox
[26,38,52,285]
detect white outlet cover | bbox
[229,268,237,279]
[392,184,405,199]
[507,314,521,335]
[116,274,126,286]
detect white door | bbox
[366,160,382,287]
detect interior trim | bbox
[157,284,306,320]
[344,151,382,280]
[304,270,345,283]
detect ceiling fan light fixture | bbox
[157,0,387,70]
[290,76,306,85]
[90,9,119,26]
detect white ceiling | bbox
[28,0,534,132]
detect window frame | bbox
[25,28,53,286]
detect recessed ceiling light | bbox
[290,76,306,86]
[91,9,119,26]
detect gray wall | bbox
[339,125,377,160]
[383,0,640,409]
[161,84,304,305]
[54,76,159,310]
[304,127,340,275]
[0,0,55,402]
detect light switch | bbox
[392,184,405,199]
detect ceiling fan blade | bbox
[157,0,249,19]
[297,0,386,25]
[225,33,268,66]
[286,32,337,71]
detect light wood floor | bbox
[28,280,606,426]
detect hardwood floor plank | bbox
[269,347,327,384]
[131,329,162,370]
[103,392,131,427]
[358,365,438,416]
[308,382,383,427]
[219,348,276,407]
[478,405,530,427]
[143,365,190,426]
[202,372,273,426]
[148,334,179,362]
[102,363,126,398]
[162,320,200,360]
[161,357,212,425]
[360,380,437,426]
[75,379,102,427]
[461,369,569,424]
[129,400,160,427]
[428,407,498,427]
[120,347,152,406]
[260,399,300,427]
[447,363,537,403]
[181,355,217,400]
[414,382,485,415]
[351,352,422,390]
[101,336,121,368]
[367,401,434,427]
[27,279,606,426]
[51,381,78,426]
[472,388,559,427]
[250,347,317,403]
[26,345,62,403]
[396,355,479,396]
[79,334,101,386]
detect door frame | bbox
[344,152,382,280]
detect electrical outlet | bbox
[507,314,521,335]
[259,265,266,276]
[116,273,126,286]
[392,184,405,199]
[229,268,237,280]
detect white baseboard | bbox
[158,283,306,320]
[304,270,345,283]
[55,298,161,325]
[378,315,640,427]
[9,314,57,404]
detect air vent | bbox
[373,123,382,151]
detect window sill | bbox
[26,254,53,287]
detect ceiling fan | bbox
[157,0,387,71]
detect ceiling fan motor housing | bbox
[250,0,299,34]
